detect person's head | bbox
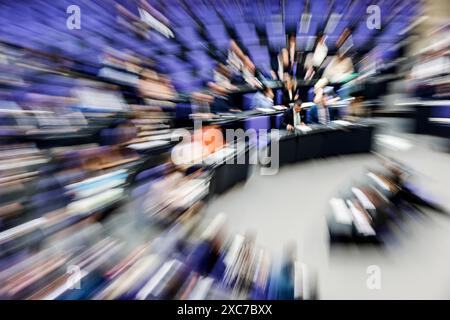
[243,55,256,74]
[315,31,325,46]
[283,73,292,88]
[293,99,302,113]
[281,48,289,65]
[216,63,231,78]
[191,91,214,104]
[288,34,296,48]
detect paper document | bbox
[330,198,353,225]
[256,108,276,113]
[332,120,352,126]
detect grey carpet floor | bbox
[204,118,450,299]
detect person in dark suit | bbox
[281,74,300,107]
[208,81,241,114]
[292,51,307,80]
[281,100,307,131]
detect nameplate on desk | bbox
[216,113,237,119]
[256,107,276,113]
[331,120,353,126]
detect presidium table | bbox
[191,117,376,196]
[272,121,375,166]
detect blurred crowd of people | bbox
[328,157,447,243]
[0,0,448,300]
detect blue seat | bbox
[274,113,283,129]
[176,103,193,120]
[242,93,256,110]
[244,115,271,148]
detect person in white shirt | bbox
[323,53,354,84]
[305,32,328,80]
[312,34,328,68]
[314,51,354,92]
[251,87,274,109]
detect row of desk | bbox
[201,121,375,196]
[193,109,284,130]
[202,142,251,196]
[274,123,375,166]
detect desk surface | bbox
[195,109,285,126]
[277,122,375,138]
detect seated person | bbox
[208,81,241,114]
[281,99,307,131]
[282,74,300,107]
[190,91,213,115]
[211,95,233,114]
[228,40,262,89]
[213,63,237,91]
[251,87,274,109]
[309,89,338,125]
[304,32,328,81]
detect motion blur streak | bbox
[0,0,448,300]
